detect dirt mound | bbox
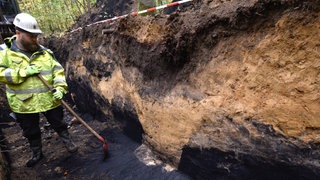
[1,0,320,179]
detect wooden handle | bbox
[60,100,104,141]
[37,74,105,142]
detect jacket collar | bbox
[5,35,43,53]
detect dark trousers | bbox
[15,106,68,141]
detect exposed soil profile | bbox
[0,0,320,179]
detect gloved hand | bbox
[53,88,63,100]
[25,65,40,76]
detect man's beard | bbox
[20,39,39,52]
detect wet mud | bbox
[0,108,190,179]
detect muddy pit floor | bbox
[0,106,190,180]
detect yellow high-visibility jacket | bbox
[0,36,67,113]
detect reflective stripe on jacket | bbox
[0,36,68,113]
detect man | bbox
[0,13,78,167]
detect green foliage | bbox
[155,0,172,6]
[137,2,155,16]
[18,0,97,34]
[18,0,174,33]
[137,0,172,15]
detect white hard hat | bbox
[13,13,42,34]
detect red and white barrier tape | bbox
[70,0,193,33]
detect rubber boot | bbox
[26,138,43,167]
[58,130,78,153]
